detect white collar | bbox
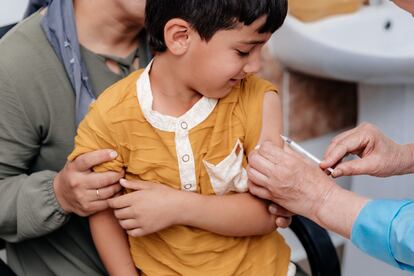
[136,60,218,132]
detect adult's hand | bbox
[247,141,368,238]
[247,141,334,219]
[268,204,293,229]
[321,123,414,178]
[53,149,124,216]
[108,179,184,237]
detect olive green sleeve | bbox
[0,65,69,242]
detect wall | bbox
[259,46,357,142]
[0,0,28,26]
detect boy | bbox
[69,0,291,275]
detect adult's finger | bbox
[268,204,294,217]
[85,170,124,189]
[275,217,292,229]
[257,141,284,164]
[246,166,269,188]
[72,149,118,171]
[79,200,109,216]
[248,181,272,200]
[322,133,366,168]
[90,183,122,201]
[332,157,371,177]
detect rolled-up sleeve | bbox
[351,199,414,271]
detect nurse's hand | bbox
[321,123,414,178]
[268,204,293,229]
[247,141,367,238]
[247,141,335,220]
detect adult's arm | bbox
[247,141,368,238]
[0,66,122,242]
[247,142,414,270]
[0,67,67,242]
[352,199,414,271]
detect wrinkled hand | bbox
[53,150,124,216]
[247,141,336,219]
[108,179,183,237]
[321,123,411,177]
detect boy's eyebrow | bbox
[239,39,267,45]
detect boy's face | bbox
[184,16,272,99]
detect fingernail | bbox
[269,205,277,214]
[109,151,118,159]
[332,169,342,178]
[119,178,127,185]
[254,144,261,150]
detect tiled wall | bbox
[259,46,357,141]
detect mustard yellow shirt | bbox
[69,64,290,276]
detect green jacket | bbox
[0,12,144,275]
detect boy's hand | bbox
[108,179,184,237]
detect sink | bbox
[269,3,414,276]
[269,2,414,84]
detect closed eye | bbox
[236,49,250,57]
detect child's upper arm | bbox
[257,91,283,147]
[68,102,123,172]
[241,76,283,153]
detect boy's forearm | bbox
[178,192,276,236]
[90,209,138,276]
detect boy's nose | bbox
[243,51,262,74]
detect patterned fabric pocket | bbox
[203,139,248,195]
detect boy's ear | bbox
[164,18,192,55]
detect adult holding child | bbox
[0,0,293,275]
[68,0,296,275]
[0,0,149,274]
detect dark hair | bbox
[145,0,288,52]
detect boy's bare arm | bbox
[258,92,283,147]
[110,180,276,237]
[90,209,138,276]
[179,192,277,236]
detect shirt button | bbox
[182,154,190,162]
[184,184,193,190]
[180,121,188,130]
